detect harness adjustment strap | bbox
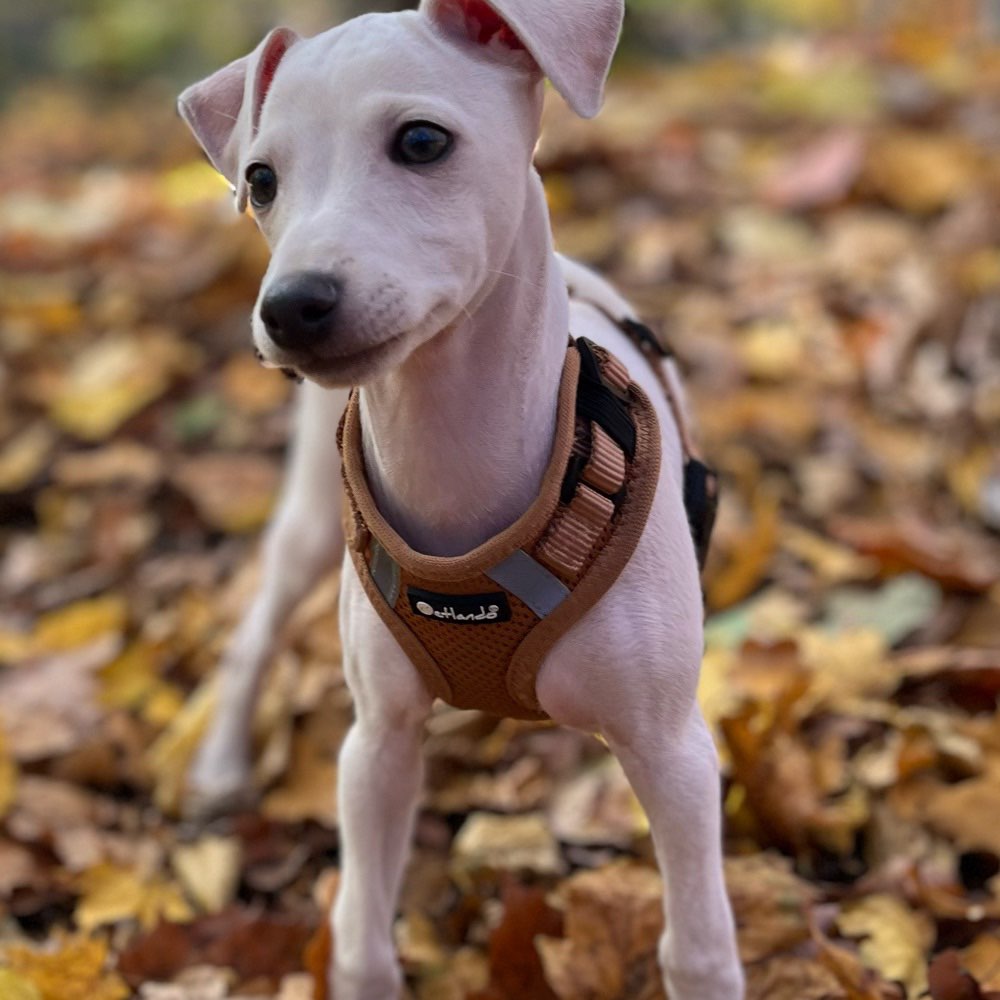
[485,549,570,619]
[369,540,401,606]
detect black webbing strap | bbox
[574,339,637,459]
[683,458,718,571]
[618,317,673,361]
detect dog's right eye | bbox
[246,163,278,208]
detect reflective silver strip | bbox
[485,549,570,619]
[369,540,401,607]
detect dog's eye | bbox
[245,163,278,207]
[393,122,453,166]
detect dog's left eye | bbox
[246,163,278,207]
[393,122,453,166]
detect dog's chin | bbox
[290,328,417,388]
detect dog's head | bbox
[178,0,623,386]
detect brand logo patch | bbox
[407,587,511,624]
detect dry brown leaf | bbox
[170,453,279,533]
[451,813,564,878]
[537,862,664,1000]
[725,853,817,962]
[52,442,163,489]
[219,354,292,414]
[924,770,1000,857]
[0,638,117,762]
[865,131,979,214]
[962,935,1000,991]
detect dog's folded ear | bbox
[421,0,623,118]
[178,28,300,197]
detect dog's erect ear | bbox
[178,28,300,189]
[421,0,623,118]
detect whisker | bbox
[485,267,545,290]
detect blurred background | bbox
[1,2,999,999]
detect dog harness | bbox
[338,316,718,721]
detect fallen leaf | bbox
[762,128,866,209]
[170,454,279,533]
[865,131,980,214]
[837,895,934,998]
[50,331,198,441]
[171,837,242,914]
[219,354,291,414]
[31,595,128,655]
[3,933,130,1000]
[0,970,42,1000]
[0,423,55,493]
[486,881,562,998]
[537,862,664,1000]
[725,853,817,962]
[75,862,195,932]
[0,726,17,819]
[452,813,564,879]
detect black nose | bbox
[260,271,340,350]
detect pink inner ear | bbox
[253,32,294,131]
[455,0,525,49]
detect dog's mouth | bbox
[253,330,410,387]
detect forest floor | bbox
[1,25,1000,1000]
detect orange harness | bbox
[338,329,716,721]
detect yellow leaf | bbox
[707,490,780,609]
[865,131,979,214]
[32,596,127,655]
[159,160,231,208]
[50,333,198,442]
[4,934,129,1000]
[738,320,806,381]
[146,678,218,815]
[74,863,194,932]
[0,628,33,664]
[98,640,161,710]
[0,727,17,821]
[0,969,42,1000]
[836,895,933,998]
[782,525,879,584]
[799,627,890,701]
[171,836,242,913]
[0,423,55,493]
[140,681,186,728]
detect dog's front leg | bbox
[332,560,433,1000]
[187,383,349,816]
[539,596,744,1000]
[605,709,744,1000]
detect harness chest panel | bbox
[339,338,663,720]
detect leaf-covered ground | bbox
[2,21,1000,1000]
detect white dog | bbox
[178,1,743,997]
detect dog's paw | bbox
[183,758,258,823]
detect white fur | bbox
[180,3,743,997]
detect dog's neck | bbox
[358,173,568,557]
